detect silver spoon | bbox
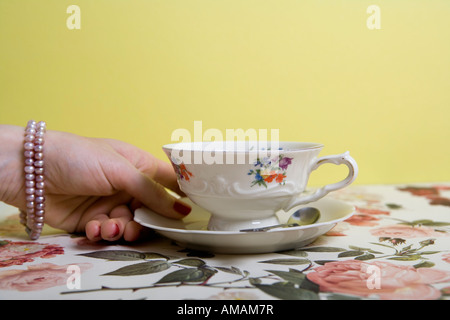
[240,207,321,232]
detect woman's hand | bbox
[0,125,190,242]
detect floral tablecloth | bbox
[1,184,449,300]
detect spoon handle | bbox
[240,223,299,232]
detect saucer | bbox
[134,197,355,254]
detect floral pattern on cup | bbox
[172,161,193,182]
[247,155,293,188]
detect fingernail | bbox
[112,223,120,237]
[173,200,191,216]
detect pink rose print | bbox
[345,214,380,227]
[0,240,64,268]
[399,186,450,207]
[0,263,92,292]
[442,253,450,264]
[307,260,450,300]
[356,207,390,216]
[370,224,447,239]
[341,206,390,228]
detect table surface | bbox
[1,183,449,300]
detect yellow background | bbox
[1,0,449,185]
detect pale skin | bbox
[0,125,191,242]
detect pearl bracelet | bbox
[19,120,46,240]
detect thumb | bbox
[110,161,191,219]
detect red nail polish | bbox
[112,223,120,237]
[173,200,191,216]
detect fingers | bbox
[81,138,191,242]
[85,205,150,242]
[110,162,191,220]
[85,215,107,241]
[101,138,183,195]
[99,138,191,219]
[151,159,184,195]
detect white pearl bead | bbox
[34,152,44,160]
[35,222,44,229]
[24,150,34,158]
[25,134,35,142]
[34,152,43,160]
[25,127,36,134]
[36,202,45,210]
[24,142,34,150]
[25,180,35,188]
[36,181,45,189]
[34,160,44,168]
[24,166,35,173]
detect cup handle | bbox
[285,151,358,210]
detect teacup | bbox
[163,141,358,231]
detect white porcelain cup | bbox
[163,141,358,231]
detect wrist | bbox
[0,125,27,209]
